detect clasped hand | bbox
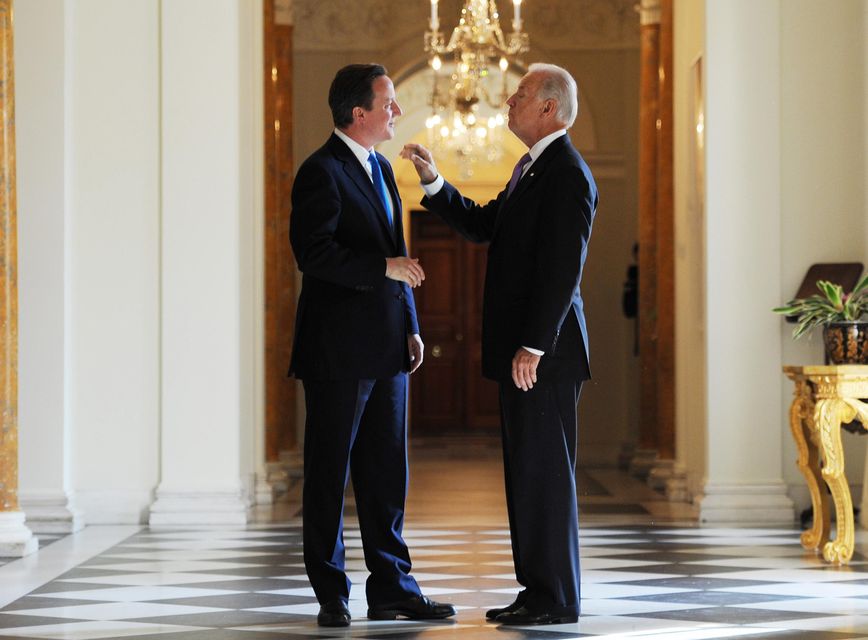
[386,256,425,288]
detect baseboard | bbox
[73,490,154,525]
[698,482,796,524]
[149,488,249,527]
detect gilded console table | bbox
[784,365,868,564]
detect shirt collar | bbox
[334,128,374,169]
[527,129,567,164]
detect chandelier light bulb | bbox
[423,0,529,179]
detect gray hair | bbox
[527,63,578,128]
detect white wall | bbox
[779,0,868,511]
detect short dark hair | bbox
[328,64,388,128]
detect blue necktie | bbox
[368,151,393,226]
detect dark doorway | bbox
[409,210,500,435]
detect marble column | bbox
[0,0,37,557]
[647,0,679,490]
[262,0,298,504]
[632,0,661,479]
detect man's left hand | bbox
[511,348,540,391]
[408,334,425,374]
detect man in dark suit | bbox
[289,64,455,628]
[401,63,598,625]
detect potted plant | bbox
[774,276,868,364]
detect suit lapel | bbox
[328,135,396,244]
[492,136,570,240]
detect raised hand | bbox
[400,143,439,184]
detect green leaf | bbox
[817,280,843,309]
[852,273,868,295]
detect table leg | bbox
[816,398,857,564]
[788,387,828,551]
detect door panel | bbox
[410,211,499,434]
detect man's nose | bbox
[394,101,403,116]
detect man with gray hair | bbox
[401,62,597,625]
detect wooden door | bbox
[409,210,500,434]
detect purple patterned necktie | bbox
[505,153,532,199]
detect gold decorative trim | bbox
[784,366,868,564]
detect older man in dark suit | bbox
[402,62,598,625]
[290,63,455,628]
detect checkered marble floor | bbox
[6,523,868,639]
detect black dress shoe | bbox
[317,600,351,627]
[485,591,527,621]
[368,594,456,620]
[497,605,578,625]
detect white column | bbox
[672,0,704,502]
[698,0,793,523]
[150,0,255,526]
[245,2,270,507]
[65,0,161,524]
[15,0,82,534]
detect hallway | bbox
[2,439,868,639]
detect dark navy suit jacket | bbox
[289,133,419,381]
[422,134,597,382]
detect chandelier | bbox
[424,0,530,178]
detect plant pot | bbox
[823,321,868,364]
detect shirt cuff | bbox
[522,346,545,356]
[421,174,445,197]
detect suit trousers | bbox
[498,379,583,616]
[302,374,421,606]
